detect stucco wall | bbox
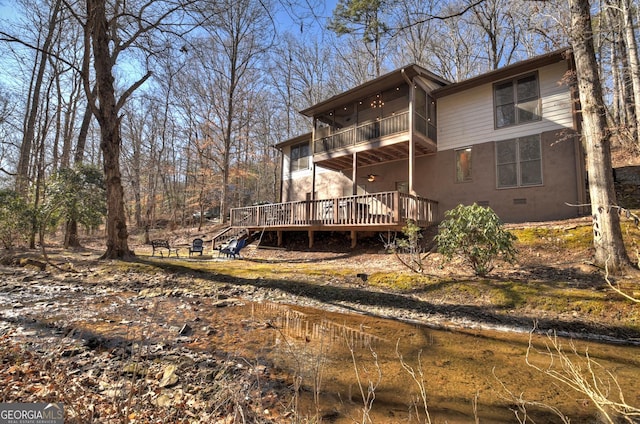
[283,167,353,202]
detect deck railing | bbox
[314,112,410,154]
[230,191,438,228]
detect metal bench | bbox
[151,239,180,258]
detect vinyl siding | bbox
[437,61,574,151]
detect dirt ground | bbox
[0,156,639,423]
[1,219,639,423]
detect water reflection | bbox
[243,301,639,424]
[252,302,387,349]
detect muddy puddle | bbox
[1,281,639,423]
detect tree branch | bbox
[116,71,153,111]
[0,31,84,75]
[393,0,488,32]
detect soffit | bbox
[300,65,449,118]
[314,141,435,171]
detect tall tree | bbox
[619,0,640,150]
[465,0,522,70]
[15,0,62,195]
[195,0,273,223]
[328,0,390,78]
[569,0,630,273]
[79,0,186,258]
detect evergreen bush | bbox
[435,203,517,276]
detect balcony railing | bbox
[314,112,410,154]
[230,191,438,229]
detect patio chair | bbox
[219,237,248,259]
[189,238,204,257]
[217,238,237,257]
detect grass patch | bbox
[511,225,593,250]
[367,272,433,291]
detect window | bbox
[290,142,310,172]
[414,86,427,136]
[494,73,540,128]
[496,135,542,188]
[455,147,472,182]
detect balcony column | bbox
[311,118,317,201]
[312,161,316,200]
[402,69,416,195]
[352,152,358,195]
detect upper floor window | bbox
[414,85,436,141]
[496,135,542,188]
[290,142,310,172]
[494,73,540,128]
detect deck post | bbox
[352,152,357,195]
[277,231,283,246]
[308,230,314,248]
[350,230,357,248]
[394,191,401,223]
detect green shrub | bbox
[0,190,31,249]
[435,203,517,276]
[45,165,106,230]
[394,220,425,273]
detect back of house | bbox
[276,48,586,225]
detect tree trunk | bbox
[88,0,133,259]
[15,0,62,195]
[621,0,640,150]
[569,0,630,273]
[64,219,79,248]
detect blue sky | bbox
[0,1,18,21]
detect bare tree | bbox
[78,0,190,258]
[193,0,274,223]
[619,0,640,150]
[569,0,630,273]
[14,0,62,195]
[465,0,522,70]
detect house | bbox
[227,49,586,248]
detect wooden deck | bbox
[230,191,438,234]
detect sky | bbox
[0,1,18,23]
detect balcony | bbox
[311,110,437,171]
[314,112,410,154]
[230,191,438,231]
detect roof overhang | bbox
[300,64,449,117]
[274,132,312,149]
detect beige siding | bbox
[437,61,575,151]
[437,85,493,151]
[539,62,575,129]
